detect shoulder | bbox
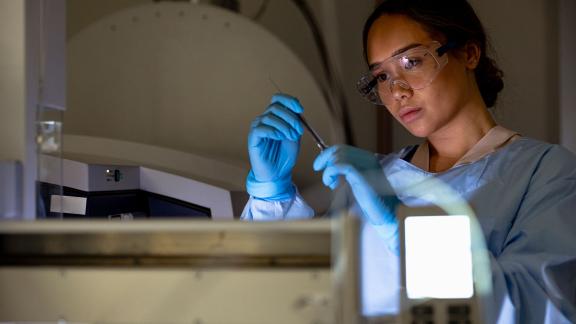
[506,139,576,250]
[508,138,576,175]
[502,139,576,208]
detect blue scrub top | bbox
[242,137,576,323]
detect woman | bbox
[242,0,576,322]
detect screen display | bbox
[404,215,474,299]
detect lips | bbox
[399,107,423,123]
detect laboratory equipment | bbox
[39,155,235,219]
[0,215,361,324]
[0,205,492,323]
[301,114,329,151]
[66,2,335,198]
[397,205,482,324]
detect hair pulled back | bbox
[363,0,504,108]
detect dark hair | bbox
[362,0,504,108]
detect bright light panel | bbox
[405,215,474,299]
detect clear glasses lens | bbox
[357,75,381,105]
[357,44,446,105]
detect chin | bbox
[404,123,431,138]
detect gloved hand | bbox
[247,93,304,201]
[313,145,400,251]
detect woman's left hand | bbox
[313,145,399,239]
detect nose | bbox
[390,80,413,102]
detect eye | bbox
[375,73,389,83]
[402,57,422,70]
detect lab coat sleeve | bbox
[487,145,576,323]
[240,188,315,221]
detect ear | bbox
[463,42,481,70]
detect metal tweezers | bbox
[269,77,329,151]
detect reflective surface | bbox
[0,220,331,267]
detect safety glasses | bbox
[357,41,456,106]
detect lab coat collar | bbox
[411,125,521,172]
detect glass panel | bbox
[36,108,64,219]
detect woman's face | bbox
[366,14,477,138]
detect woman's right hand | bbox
[246,93,304,200]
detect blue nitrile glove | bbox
[313,145,400,252]
[246,93,305,201]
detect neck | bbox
[427,100,496,171]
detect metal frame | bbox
[0,216,363,323]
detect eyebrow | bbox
[368,42,423,71]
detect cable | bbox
[289,0,355,145]
[251,0,271,21]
